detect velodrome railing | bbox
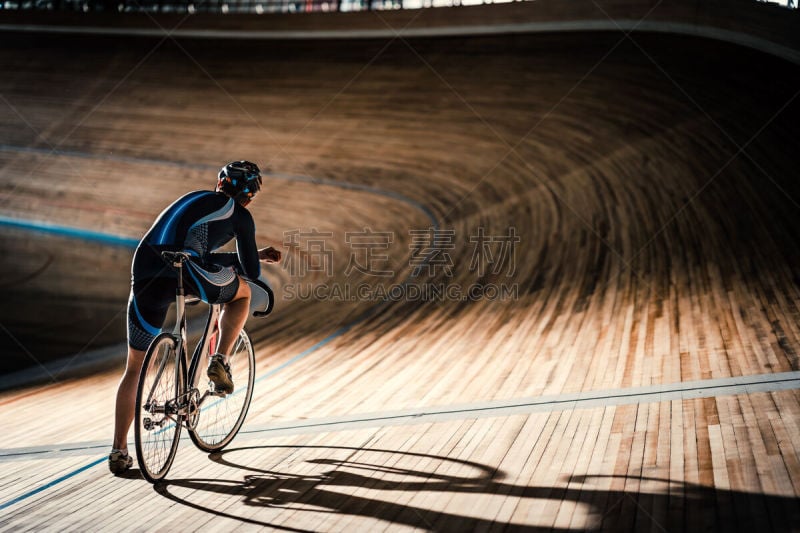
[1,0,796,13]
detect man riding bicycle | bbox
[110,160,281,475]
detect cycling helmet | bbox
[216,160,262,204]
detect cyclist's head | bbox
[216,160,262,206]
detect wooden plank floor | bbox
[1,29,799,530]
[1,391,799,531]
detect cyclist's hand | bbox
[259,246,281,263]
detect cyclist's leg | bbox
[205,275,250,394]
[112,345,145,450]
[183,262,249,393]
[217,276,251,358]
[111,279,172,471]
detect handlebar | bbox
[248,277,275,318]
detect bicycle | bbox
[134,250,274,483]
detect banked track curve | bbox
[0,29,798,530]
[0,148,441,512]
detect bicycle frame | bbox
[148,254,223,423]
[187,302,221,396]
[141,255,189,423]
[155,250,274,415]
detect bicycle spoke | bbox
[145,349,171,408]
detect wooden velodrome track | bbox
[1,21,799,531]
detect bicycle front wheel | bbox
[135,333,184,482]
[189,328,255,452]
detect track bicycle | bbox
[134,250,274,483]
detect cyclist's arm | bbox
[234,209,261,280]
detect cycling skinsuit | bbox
[127,190,261,351]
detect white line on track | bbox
[0,20,797,64]
[4,370,797,462]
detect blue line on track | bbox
[0,215,139,248]
[0,143,210,170]
[0,144,439,512]
[0,456,106,511]
[0,143,438,230]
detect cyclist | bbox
[110,160,281,475]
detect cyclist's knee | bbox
[125,347,146,373]
[234,276,251,301]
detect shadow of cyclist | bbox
[152,444,800,531]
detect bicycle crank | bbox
[184,389,202,430]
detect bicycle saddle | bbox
[161,250,191,265]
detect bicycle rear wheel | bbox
[135,333,184,482]
[189,328,255,452]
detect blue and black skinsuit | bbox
[127,190,261,351]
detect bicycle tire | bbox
[189,328,256,452]
[135,333,184,482]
